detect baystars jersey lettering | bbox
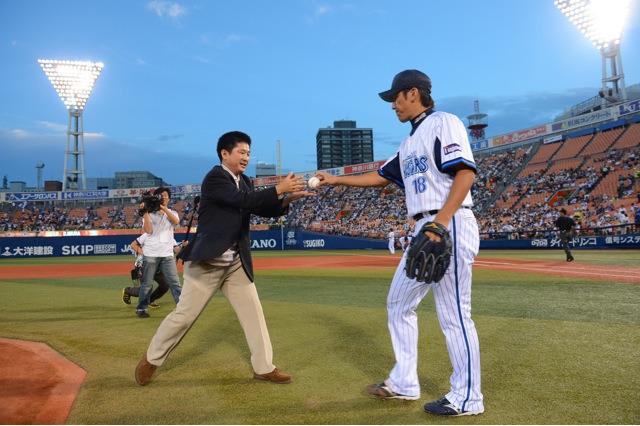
[378,110,476,218]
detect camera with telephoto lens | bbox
[139,191,161,215]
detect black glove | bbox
[404,221,453,283]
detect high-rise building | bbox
[115,171,169,189]
[316,120,373,169]
[86,177,116,190]
[255,162,276,178]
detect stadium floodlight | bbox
[554,0,631,105]
[38,59,104,191]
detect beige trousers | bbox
[146,260,275,375]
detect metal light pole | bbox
[38,59,104,191]
[555,0,631,106]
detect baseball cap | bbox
[378,69,432,102]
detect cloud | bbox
[27,122,106,138]
[84,132,107,139]
[8,129,31,138]
[224,33,252,45]
[315,4,332,16]
[192,55,212,64]
[37,121,67,132]
[147,1,187,20]
[437,87,598,138]
[304,2,335,25]
[0,127,211,186]
[200,32,254,49]
[156,134,184,142]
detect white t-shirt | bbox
[142,209,179,257]
[134,233,179,263]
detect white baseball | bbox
[308,176,320,189]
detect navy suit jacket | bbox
[178,165,287,282]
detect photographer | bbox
[135,187,182,318]
[122,233,185,308]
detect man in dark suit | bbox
[135,131,314,386]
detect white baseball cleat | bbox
[364,382,420,401]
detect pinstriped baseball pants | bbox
[386,208,483,412]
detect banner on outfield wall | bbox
[479,234,640,250]
[492,125,548,147]
[3,192,60,202]
[543,134,564,144]
[62,190,110,200]
[471,101,640,152]
[617,99,640,117]
[1,230,638,258]
[0,229,388,258]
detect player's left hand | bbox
[405,221,452,283]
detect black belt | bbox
[412,206,471,221]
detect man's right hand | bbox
[276,172,307,195]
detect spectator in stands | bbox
[135,186,183,318]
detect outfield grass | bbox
[0,250,639,424]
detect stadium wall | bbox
[480,234,640,250]
[0,229,387,259]
[1,230,638,259]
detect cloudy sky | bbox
[1,0,639,187]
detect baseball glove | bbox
[404,221,452,283]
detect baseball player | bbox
[554,208,575,262]
[401,232,413,251]
[314,70,483,416]
[398,234,406,251]
[388,230,396,254]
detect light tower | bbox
[38,59,104,191]
[467,100,488,141]
[554,0,631,106]
[36,163,45,191]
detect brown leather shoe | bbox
[135,354,157,386]
[253,368,292,384]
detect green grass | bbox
[0,250,639,424]
[477,249,640,267]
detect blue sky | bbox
[1,0,639,187]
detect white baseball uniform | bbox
[378,109,483,412]
[388,230,396,254]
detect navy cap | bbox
[378,69,432,102]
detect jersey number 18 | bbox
[412,176,427,194]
